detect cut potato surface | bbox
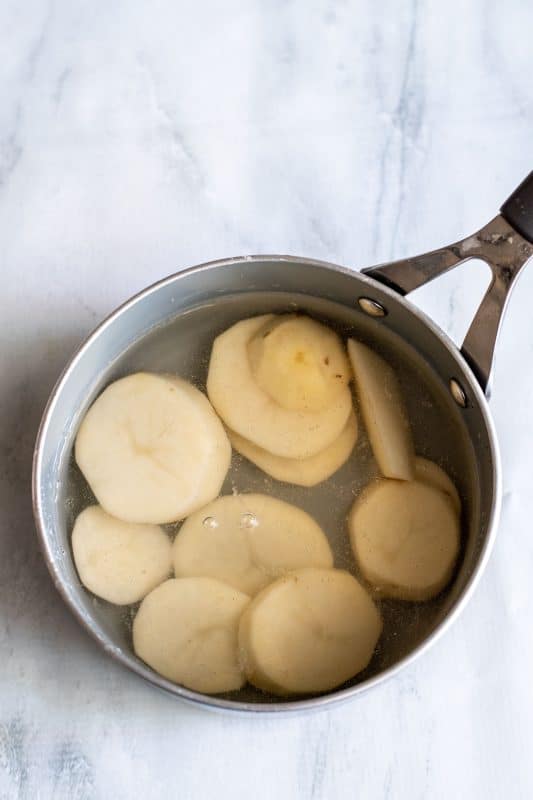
[173,494,333,595]
[228,412,358,487]
[347,339,414,480]
[133,578,250,694]
[75,373,231,524]
[248,315,350,412]
[414,457,461,516]
[349,479,460,601]
[72,506,172,604]
[239,568,382,695]
[207,316,353,459]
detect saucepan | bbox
[32,171,533,712]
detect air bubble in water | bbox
[202,516,219,529]
[240,513,259,529]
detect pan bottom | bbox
[62,290,479,703]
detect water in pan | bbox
[63,291,478,703]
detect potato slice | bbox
[173,494,333,595]
[133,578,250,694]
[75,373,231,524]
[347,339,414,480]
[414,456,461,515]
[248,315,350,412]
[207,316,353,459]
[227,412,358,487]
[239,567,382,695]
[72,506,172,604]
[349,479,460,601]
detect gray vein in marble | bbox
[309,722,329,800]
[0,377,33,489]
[0,718,29,799]
[398,671,421,701]
[481,1,531,121]
[277,36,295,67]
[389,0,423,257]
[373,0,423,261]
[25,3,53,81]
[0,133,22,189]
[53,68,72,107]
[72,295,99,321]
[138,57,206,189]
[297,715,332,800]
[383,764,393,800]
[423,721,435,797]
[0,105,23,190]
[308,215,333,253]
[168,127,206,189]
[294,191,335,253]
[50,742,95,800]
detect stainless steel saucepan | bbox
[33,171,533,713]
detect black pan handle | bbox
[501,171,533,243]
[362,172,533,393]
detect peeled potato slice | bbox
[133,578,250,693]
[414,456,461,516]
[71,506,172,604]
[173,494,333,595]
[239,567,382,695]
[349,479,460,601]
[248,315,351,412]
[207,316,353,459]
[75,373,231,524]
[228,412,358,487]
[347,339,414,480]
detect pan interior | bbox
[59,289,480,704]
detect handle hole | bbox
[407,258,492,345]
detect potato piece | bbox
[75,373,231,524]
[72,506,172,604]
[207,316,353,459]
[228,412,357,487]
[248,315,350,412]
[349,479,460,601]
[173,494,333,595]
[227,412,358,487]
[414,456,461,515]
[347,339,414,480]
[133,578,250,694]
[239,568,382,695]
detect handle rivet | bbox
[449,379,468,408]
[358,297,387,317]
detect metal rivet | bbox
[358,297,387,317]
[449,378,468,408]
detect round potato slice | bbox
[133,578,250,694]
[239,568,382,695]
[173,494,333,595]
[248,315,351,412]
[72,506,172,604]
[414,456,461,516]
[207,316,353,459]
[75,373,231,524]
[228,413,358,487]
[349,479,460,601]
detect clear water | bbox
[64,292,478,702]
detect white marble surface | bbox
[1,0,533,797]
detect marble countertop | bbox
[2,1,533,797]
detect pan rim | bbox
[32,253,502,714]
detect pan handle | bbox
[362,171,533,393]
